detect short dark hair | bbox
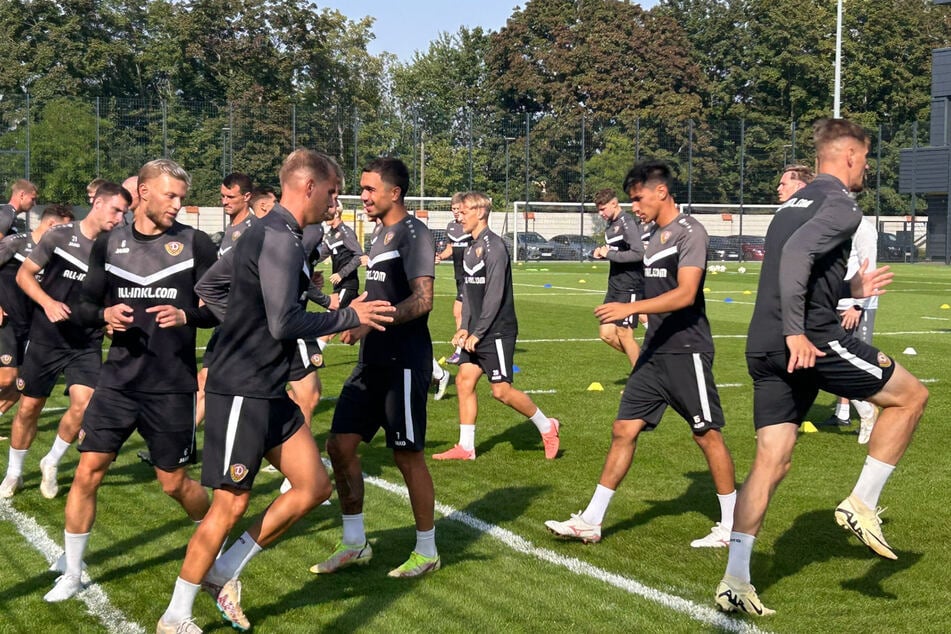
[222,172,253,194]
[93,181,133,206]
[251,184,277,198]
[41,203,75,222]
[782,164,815,184]
[364,157,410,203]
[593,188,617,206]
[622,160,674,194]
[813,118,869,154]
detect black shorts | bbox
[748,336,895,429]
[0,322,26,367]
[458,336,516,384]
[331,364,430,451]
[18,342,101,398]
[288,338,324,382]
[202,392,304,490]
[79,388,197,471]
[604,282,641,328]
[617,352,725,432]
[454,277,464,302]
[335,285,359,308]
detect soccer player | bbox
[591,187,645,368]
[0,205,75,428]
[312,157,441,579]
[121,175,140,226]
[43,160,218,603]
[157,150,393,633]
[0,179,38,236]
[435,193,469,364]
[0,184,128,500]
[85,178,107,205]
[249,185,277,216]
[776,164,814,204]
[715,119,928,616]
[545,161,737,548]
[317,202,364,308]
[432,191,560,462]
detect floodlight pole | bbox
[833,0,843,118]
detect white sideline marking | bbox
[920,378,939,383]
[523,389,558,394]
[514,283,603,294]
[921,316,949,321]
[716,383,744,388]
[0,500,144,634]
[357,469,768,634]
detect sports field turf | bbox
[1,260,949,633]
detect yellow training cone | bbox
[743,290,752,295]
[941,304,950,309]
[800,421,818,433]
[703,287,711,292]
[437,357,446,365]
[587,382,604,391]
[578,279,586,283]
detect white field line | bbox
[356,469,768,634]
[921,316,950,321]
[513,283,603,294]
[0,500,144,634]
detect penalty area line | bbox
[0,500,144,634]
[357,468,769,634]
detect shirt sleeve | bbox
[0,237,17,267]
[195,249,234,323]
[606,216,645,264]
[336,226,365,279]
[400,225,436,281]
[0,210,13,237]
[677,221,709,269]
[780,196,861,336]
[470,245,507,340]
[182,230,220,327]
[28,228,59,269]
[258,227,360,340]
[75,233,110,327]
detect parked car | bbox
[502,231,557,260]
[550,234,598,260]
[736,235,766,261]
[707,235,741,261]
[878,232,911,262]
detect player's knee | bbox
[490,383,511,403]
[610,419,639,443]
[158,472,192,500]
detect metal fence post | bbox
[292,103,297,151]
[579,108,586,260]
[875,124,882,232]
[25,92,30,181]
[739,119,745,244]
[467,108,473,190]
[790,120,797,162]
[95,97,101,177]
[524,111,530,233]
[162,99,168,158]
[911,121,918,261]
[687,119,693,212]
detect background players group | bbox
[0,115,930,627]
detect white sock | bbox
[431,358,445,380]
[64,531,90,578]
[724,532,755,583]
[717,491,737,531]
[851,455,895,510]
[529,408,552,434]
[316,338,327,352]
[580,484,614,525]
[342,513,366,546]
[852,399,875,420]
[161,577,200,623]
[210,531,262,583]
[835,402,850,420]
[45,435,71,465]
[6,447,27,478]
[458,425,475,451]
[454,346,462,354]
[414,528,437,558]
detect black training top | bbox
[218,214,256,257]
[604,212,645,291]
[461,228,518,341]
[76,222,218,392]
[319,222,363,288]
[360,214,435,368]
[27,223,102,350]
[747,174,860,353]
[197,204,360,397]
[641,213,713,355]
[0,233,36,337]
[446,220,471,278]
[0,204,18,237]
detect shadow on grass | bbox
[250,485,546,630]
[757,508,923,597]
[604,470,719,539]
[476,421,556,458]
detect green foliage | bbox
[30,99,101,202]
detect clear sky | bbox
[318,0,657,62]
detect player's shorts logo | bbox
[229,464,249,483]
[384,232,395,245]
[77,429,85,443]
[0,354,12,365]
[15,377,24,391]
[310,353,323,367]
[660,230,671,244]
[165,241,184,256]
[877,352,892,368]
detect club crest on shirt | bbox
[475,246,483,258]
[613,226,621,234]
[877,352,892,368]
[229,463,249,483]
[0,354,12,365]
[660,230,671,244]
[310,353,323,367]
[165,241,184,256]
[15,377,24,391]
[232,230,241,241]
[384,232,395,245]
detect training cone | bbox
[513,364,521,373]
[591,265,597,269]
[587,382,604,391]
[544,283,552,288]
[903,347,917,355]
[578,279,586,283]
[743,290,752,295]
[942,304,950,309]
[724,297,733,303]
[703,287,711,292]
[437,356,446,365]
[800,421,818,433]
